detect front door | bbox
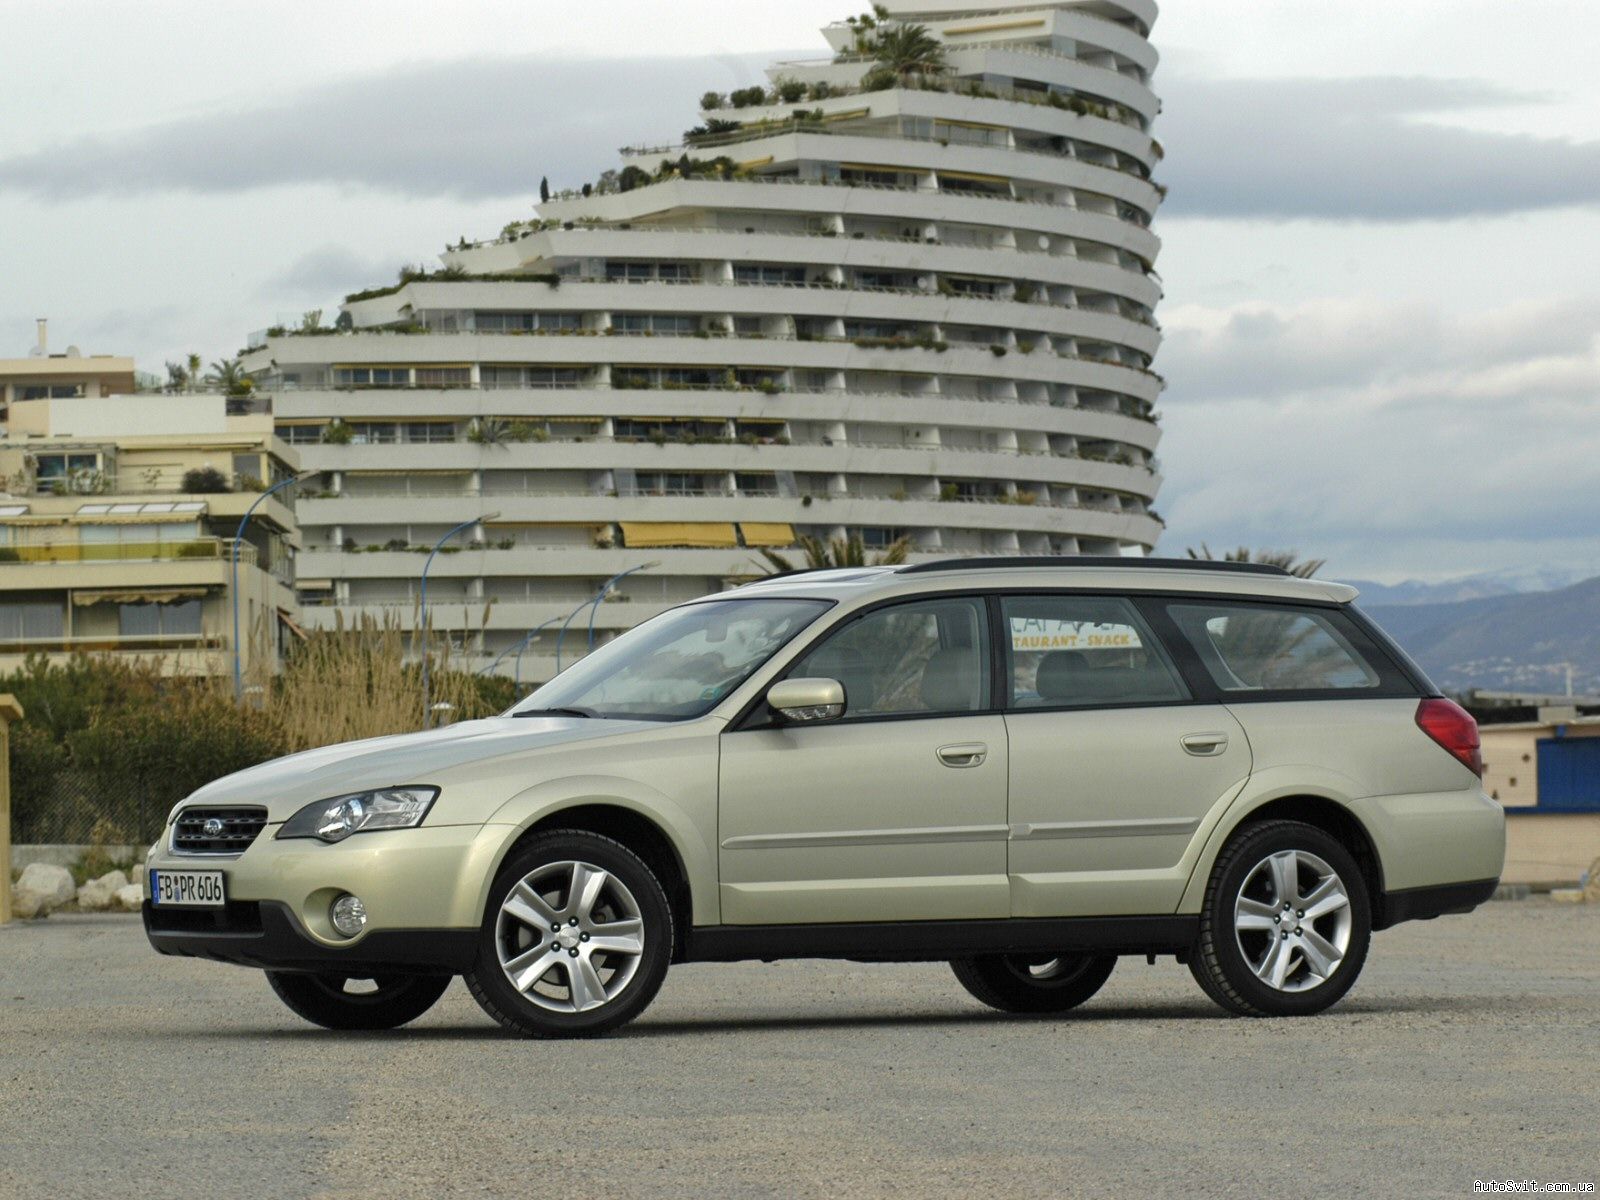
[997,593,1253,917]
[719,595,1009,925]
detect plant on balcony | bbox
[236,474,266,492]
[728,86,768,109]
[321,420,354,445]
[468,417,511,446]
[493,538,517,550]
[939,483,959,501]
[989,344,1008,357]
[181,466,231,494]
[701,91,726,111]
[383,538,410,552]
[775,77,808,104]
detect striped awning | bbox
[72,588,208,607]
[619,522,738,549]
[740,523,797,548]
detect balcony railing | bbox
[0,538,256,567]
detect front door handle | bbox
[1181,732,1230,757]
[936,742,988,768]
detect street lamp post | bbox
[554,562,655,676]
[585,561,658,651]
[232,471,313,701]
[419,512,499,727]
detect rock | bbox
[17,863,75,909]
[11,884,51,919]
[114,884,144,913]
[77,871,129,912]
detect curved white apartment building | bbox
[242,0,1166,684]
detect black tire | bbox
[1189,819,1372,1017]
[266,971,451,1031]
[464,831,674,1039]
[951,953,1117,1014]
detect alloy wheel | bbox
[495,860,646,1013]
[1232,849,1353,993]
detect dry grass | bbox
[252,610,507,753]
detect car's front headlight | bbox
[275,787,439,843]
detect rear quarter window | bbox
[1163,601,1413,698]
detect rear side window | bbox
[1165,602,1400,695]
[1002,595,1187,708]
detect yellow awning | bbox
[740,523,796,548]
[944,18,1046,35]
[619,522,738,549]
[938,169,1010,185]
[72,588,209,607]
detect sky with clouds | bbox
[1,0,1596,583]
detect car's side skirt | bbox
[684,915,1199,963]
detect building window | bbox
[613,313,699,335]
[733,265,806,286]
[605,261,693,282]
[332,367,411,387]
[21,384,87,400]
[475,311,581,332]
[482,366,583,389]
[0,602,64,644]
[118,599,202,639]
[34,452,102,493]
[414,367,470,388]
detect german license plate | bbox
[149,869,226,908]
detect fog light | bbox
[330,893,367,938]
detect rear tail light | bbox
[1416,698,1482,777]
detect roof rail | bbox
[897,555,1291,577]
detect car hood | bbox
[177,716,665,822]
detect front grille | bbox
[172,807,269,855]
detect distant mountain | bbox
[1346,566,1595,607]
[1364,575,1600,695]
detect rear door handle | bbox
[936,742,988,768]
[1181,732,1229,757]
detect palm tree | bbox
[1184,545,1344,686]
[205,357,248,394]
[870,23,948,80]
[185,352,201,394]
[1185,544,1324,579]
[755,532,911,575]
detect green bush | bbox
[181,466,230,494]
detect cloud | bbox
[0,53,795,201]
[261,246,409,298]
[1153,296,1600,578]
[1157,75,1600,220]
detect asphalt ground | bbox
[0,899,1595,1199]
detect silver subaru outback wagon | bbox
[144,557,1504,1037]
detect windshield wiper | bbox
[513,706,605,719]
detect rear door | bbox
[999,593,1253,917]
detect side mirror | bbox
[767,677,846,723]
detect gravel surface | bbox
[1,900,1595,1199]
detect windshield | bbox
[510,597,833,721]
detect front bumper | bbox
[144,900,476,974]
[142,820,509,971]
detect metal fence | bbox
[12,767,168,846]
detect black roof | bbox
[897,555,1291,577]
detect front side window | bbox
[789,597,990,719]
[1166,603,1383,693]
[1003,595,1186,708]
[514,598,830,721]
